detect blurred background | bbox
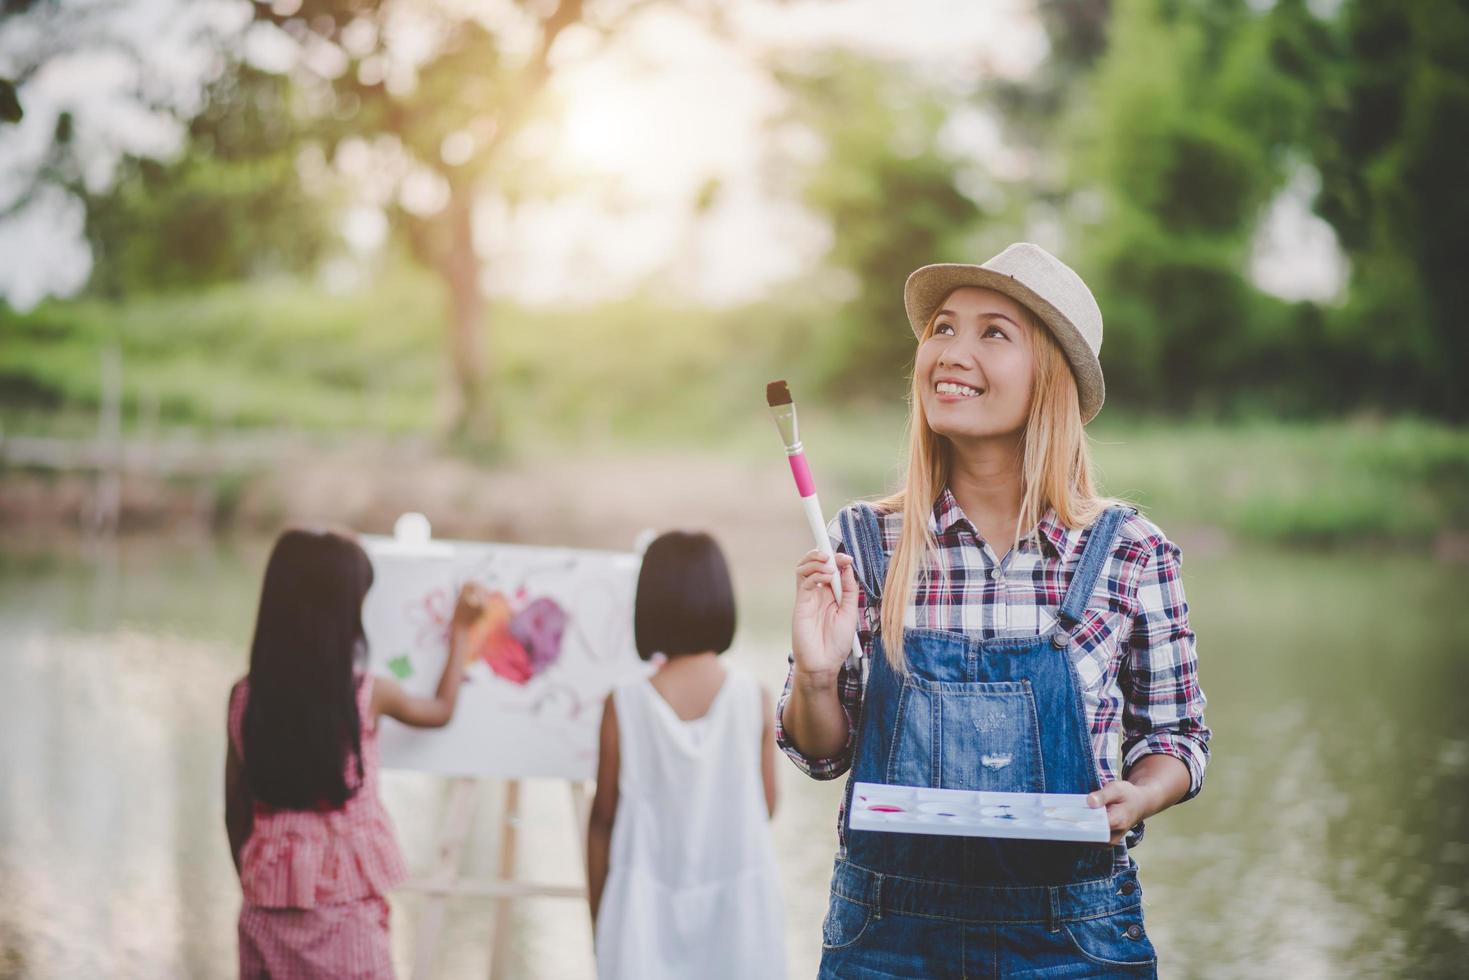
[1,0,1466,977]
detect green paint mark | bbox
[387,654,414,680]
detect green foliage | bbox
[3,274,1464,545]
[1041,0,1469,419]
[0,275,444,432]
[779,52,982,397]
[83,68,333,299]
[1308,0,1469,418]
[8,0,1468,446]
[236,1,694,440]
[1066,0,1318,412]
[0,272,812,443]
[786,406,1469,545]
[1088,417,1469,543]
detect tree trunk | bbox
[439,184,496,446]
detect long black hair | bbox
[243,528,374,810]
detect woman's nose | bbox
[938,336,978,369]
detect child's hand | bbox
[452,583,490,630]
[450,584,493,668]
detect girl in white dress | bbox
[588,531,787,979]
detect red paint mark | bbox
[869,804,905,813]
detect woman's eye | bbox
[934,322,955,336]
[984,325,1008,339]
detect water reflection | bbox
[0,534,1464,978]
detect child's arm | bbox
[761,685,779,818]
[224,689,253,875]
[372,583,487,728]
[586,692,619,931]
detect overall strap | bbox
[1055,506,1133,629]
[838,503,889,605]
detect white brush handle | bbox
[801,493,865,663]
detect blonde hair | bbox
[872,299,1111,670]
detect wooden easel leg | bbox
[487,780,521,980]
[568,779,595,967]
[411,778,480,980]
[568,781,591,871]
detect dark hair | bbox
[633,531,736,660]
[243,528,374,810]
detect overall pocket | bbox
[1062,905,1157,969]
[888,678,1046,791]
[820,893,872,951]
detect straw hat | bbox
[904,243,1105,422]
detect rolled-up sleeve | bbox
[774,511,874,779]
[1120,536,1211,800]
[775,654,865,779]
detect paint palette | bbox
[849,783,1111,843]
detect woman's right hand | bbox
[791,549,860,683]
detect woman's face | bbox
[915,286,1037,444]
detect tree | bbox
[83,65,333,298]
[1061,0,1321,412]
[0,0,243,308]
[1307,0,1469,418]
[777,51,982,396]
[244,0,701,444]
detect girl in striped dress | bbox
[225,528,487,979]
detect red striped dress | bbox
[229,674,408,979]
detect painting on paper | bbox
[361,533,646,780]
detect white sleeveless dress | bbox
[595,665,787,979]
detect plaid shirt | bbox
[776,489,1210,856]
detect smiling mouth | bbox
[935,381,984,398]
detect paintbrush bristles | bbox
[766,380,793,407]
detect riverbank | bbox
[2,418,1466,558]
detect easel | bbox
[406,776,594,980]
[366,515,643,978]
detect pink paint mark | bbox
[409,588,454,649]
[869,804,905,813]
[788,453,817,497]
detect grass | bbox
[0,271,819,442]
[1087,418,1469,544]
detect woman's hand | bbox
[791,549,859,684]
[1086,780,1149,845]
[1087,755,1192,844]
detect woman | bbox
[778,243,1210,977]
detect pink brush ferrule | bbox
[788,453,817,498]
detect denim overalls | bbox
[818,504,1159,978]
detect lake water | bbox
[0,531,1465,978]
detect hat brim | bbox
[904,264,1105,422]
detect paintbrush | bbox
[766,380,864,663]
